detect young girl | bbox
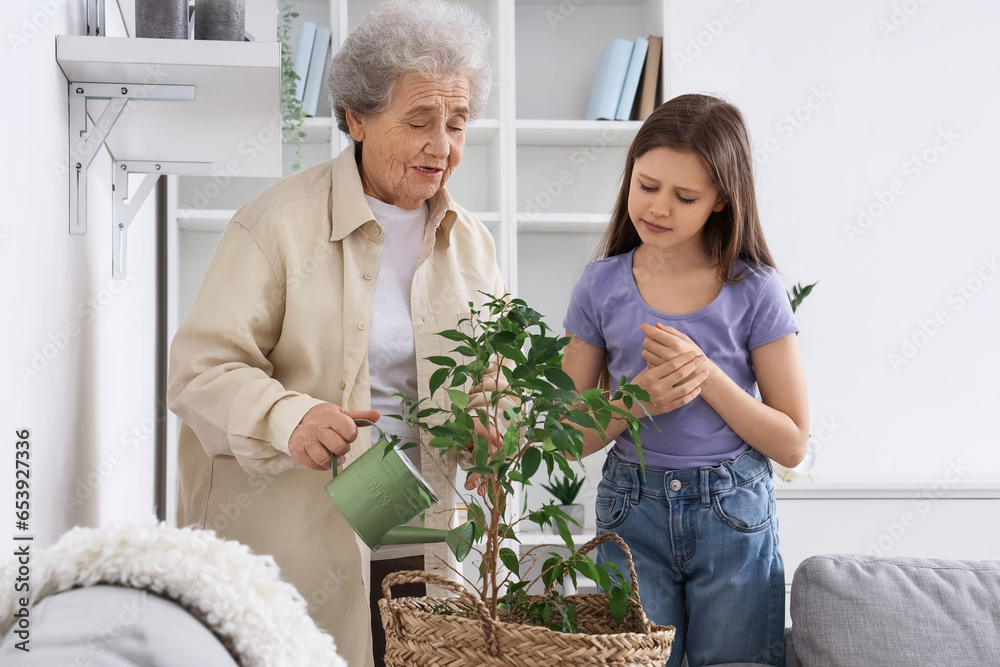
[562,94,808,667]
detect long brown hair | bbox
[597,94,775,284]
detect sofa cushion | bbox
[788,554,1000,666]
[0,585,240,666]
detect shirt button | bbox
[669,480,682,492]
[364,271,374,280]
[358,322,366,330]
[340,381,346,390]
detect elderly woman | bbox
[167,1,501,665]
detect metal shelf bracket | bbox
[112,160,211,279]
[69,81,195,236]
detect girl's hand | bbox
[640,323,703,366]
[631,350,711,416]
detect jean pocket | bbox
[712,481,773,533]
[595,479,630,530]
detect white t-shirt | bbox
[365,195,427,561]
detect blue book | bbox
[586,38,636,121]
[302,26,332,117]
[615,37,649,120]
[293,21,317,102]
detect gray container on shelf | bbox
[194,0,245,41]
[542,503,586,535]
[135,0,189,39]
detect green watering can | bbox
[324,421,475,562]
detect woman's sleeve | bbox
[748,269,800,350]
[167,221,324,475]
[563,266,605,348]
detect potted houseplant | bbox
[540,473,586,536]
[377,294,675,665]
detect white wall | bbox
[0,1,158,550]
[667,0,1000,482]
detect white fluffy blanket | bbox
[0,520,346,667]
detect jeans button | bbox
[669,479,682,491]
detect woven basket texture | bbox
[379,533,675,666]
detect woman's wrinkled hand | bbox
[288,404,381,471]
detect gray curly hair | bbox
[328,0,493,136]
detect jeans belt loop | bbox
[700,468,711,508]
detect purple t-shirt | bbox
[563,248,798,469]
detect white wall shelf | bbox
[302,116,333,144]
[177,208,237,232]
[517,213,610,233]
[300,116,500,146]
[56,35,281,178]
[177,208,499,233]
[775,480,1000,500]
[516,120,642,147]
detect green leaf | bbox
[554,516,575,551]
[609,586,628,623]
[543,367,577,391]
[445,389,469,410]
[429,367,449,396]
[426,355,456,367]
[499,547,520,577]
[438,329,472,343]
[565,410,598,431]
[520,447,542,480]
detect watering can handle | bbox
[329,418,382,481]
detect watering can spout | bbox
[380,522,476,562]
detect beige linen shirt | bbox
[167,144,506,667]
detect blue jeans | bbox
[595,448,786,667]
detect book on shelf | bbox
[585,38,635,121]
[302,26,332,117]
[637,35,663,121]
[293,21,317,102]
[615,37,648,121]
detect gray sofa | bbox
[785,554,1000,666]
[0,586,240,666]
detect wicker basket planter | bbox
[379,533,674,666]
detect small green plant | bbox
[788,281,818,314]
[541,474,585,506]
[386,293,650,632]
[277,0,305,171]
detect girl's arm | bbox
[562,333,708,458]
[643,324,809,468]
